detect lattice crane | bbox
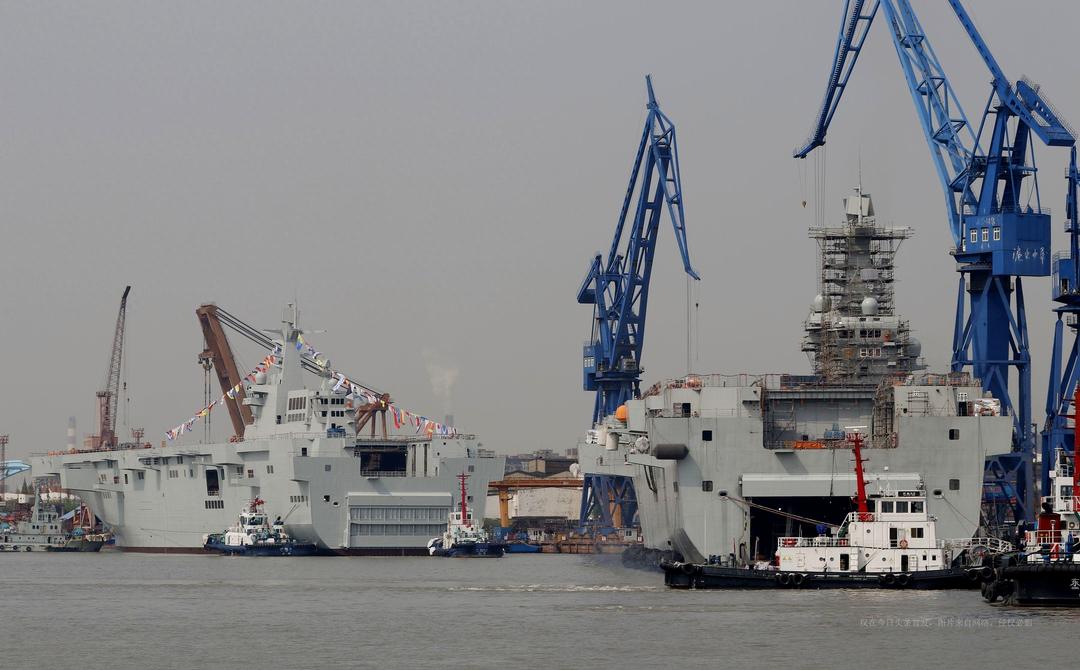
[578,75,699,425]
[794,0,1075,526]
[95,286,130,449]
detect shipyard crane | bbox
[1042,149,1080,494]
[577,76,699,531]
[794,0,1075,526]
[94,286,131,450]
[578,75,699,423]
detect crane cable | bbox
[721,492,840,530]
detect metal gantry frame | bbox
[1042,148,1080,497]
[795,0,1075,527]
[577,76,699,532]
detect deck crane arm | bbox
[578,75,699,424]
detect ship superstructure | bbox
[802,189,924,381]
[31,305,504,554]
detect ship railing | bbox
[1024,530,1074,547]
[360,470,408,478]
[943,537,1014,553]
[658,408,741,419]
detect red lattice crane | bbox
[94,286,130,450]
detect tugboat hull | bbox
[203,539,318,557]
[983,559,1080,605]
[431,542,506,558]
[662,561,980,590]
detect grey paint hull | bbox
[32,436,504,553]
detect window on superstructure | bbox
[879,500,894,513]
[701,481,713,492]
[910,527,924,538]
[949,479,960,491]
[948,429,960,440]
[895,501,909,513]
[137,471,144,480]
[911,501,924,513]
[702,430,713,442]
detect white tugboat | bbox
[982,447,1080,604]
[203,498,316,556]
[664,430,1009,589]
[427,473,505,558]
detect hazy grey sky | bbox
[3,1,1080,461]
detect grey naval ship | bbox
[580,188,1012,566]
[32,305,504,554]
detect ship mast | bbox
[848,427,870,519]
[458,472,470,527]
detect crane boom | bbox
[794,0,1075,526]
[578,75,699,423]
[96,286,130,449]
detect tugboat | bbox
[428,473,506,558]
[663,430,1008,589]
[981,447,1080,605]
[48,504,109,552]
[203,499,317,556]
[0,489,102,552]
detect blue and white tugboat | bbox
[982,447,1080,605]
[428,473,505,558]
[663,430,1007,589]
[203,499,316,556]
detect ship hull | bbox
[31,436,505,555]
[983,559,1080,605]
[662,561,978,590]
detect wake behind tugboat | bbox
[663,430,1010,590]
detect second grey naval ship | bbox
[580,188,1012,565]
[32,305,504,554]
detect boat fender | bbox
[966,569,982,582]
[790,573,805,587]
[654,444,689,460]
[779,573,791,586]
[774,573,785,585]
[980,566,993,581]
[896,573,911,587]
[882,573,896,585]
[680,562,697,576]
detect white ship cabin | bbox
[1023,449,1079,563]
[776,490,947,574]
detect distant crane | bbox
[577,76,699,532]
[94,286,131,450]
[794,0,1075,527]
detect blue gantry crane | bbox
[795,0,1075,528]
[577,76,699,531]
[1043,149,1080,495]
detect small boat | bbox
[428,473,506,558]
[663,429,1009,590]
[981,447,1080,605]
[1,489,103,553]
[203,498,317,556]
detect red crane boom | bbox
[95,286,130,450]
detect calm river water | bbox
[1,552,1075,669]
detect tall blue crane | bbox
[1043,149,1080,495]
[577,76,698,532]
[794,0,1075,527]
[578,75,698,425]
